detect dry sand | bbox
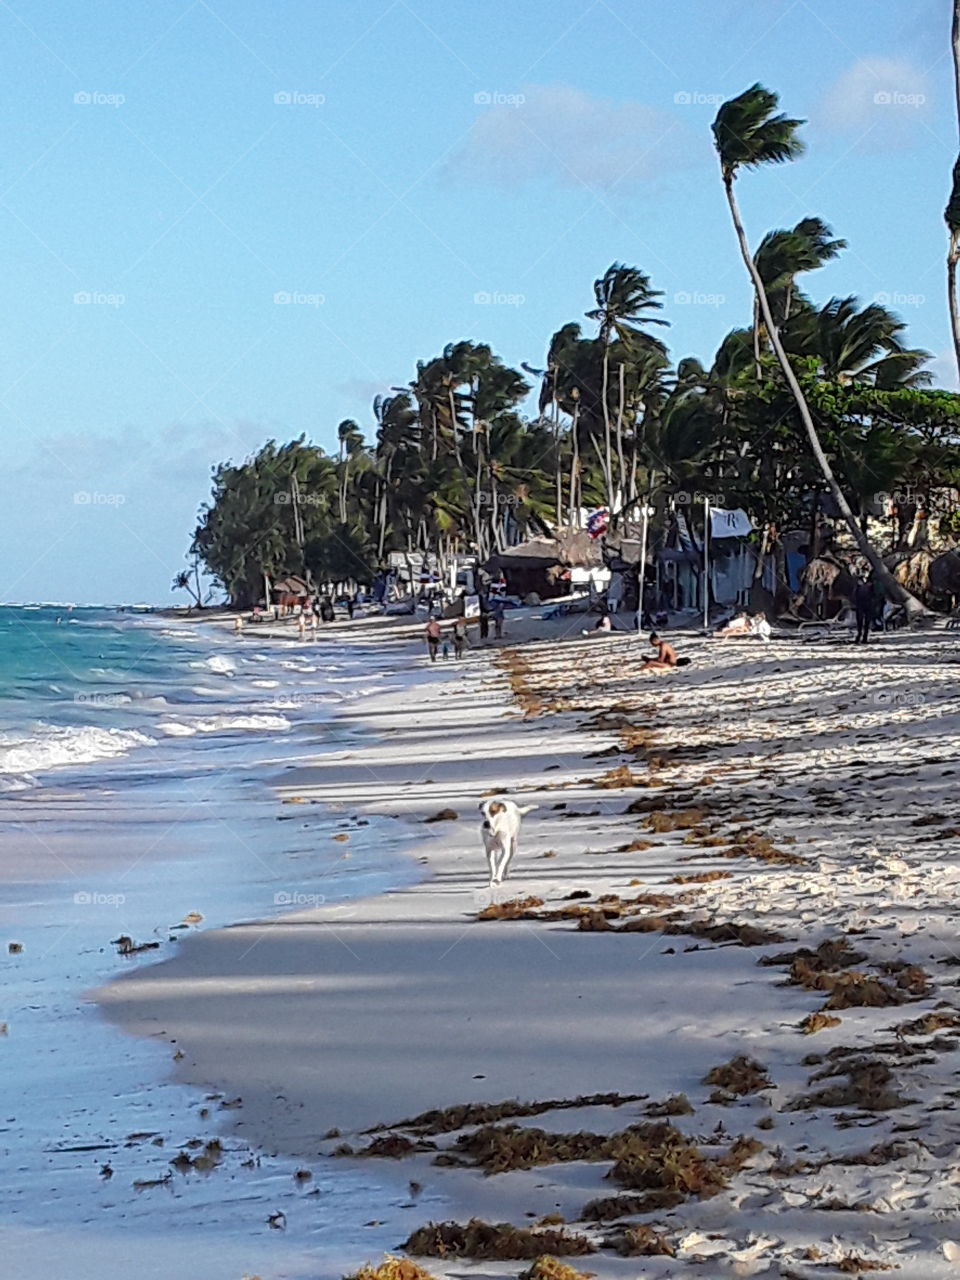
[96,619,960,1278]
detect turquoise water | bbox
[0,608,437,1278]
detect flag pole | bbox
[637,498,649,636]
[702,496,710,632]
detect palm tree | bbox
[752,217,846,371]
[713,84,928,617]
[336,419,364,523]
[587,264,667,519]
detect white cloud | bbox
[446,83,692,191]
[821,57,930,146]
[928,349,960,392]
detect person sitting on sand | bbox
[640,632,678,673]
[425,616,442,662]
[582,611,613,636]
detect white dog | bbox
[479,798,538,884]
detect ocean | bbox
[0,606,439,1280]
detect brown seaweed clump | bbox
[403,1219,594,1260]
[519,1257,594,1280]
[610,1225,676,1257]
[788,1059,911,1113]
[344,1256,438,1280]
[380,1091,647,1137]
[476,897,545,920]
[703,1055,771,1099]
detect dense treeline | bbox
[186,86,960,610]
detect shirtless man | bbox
[425,616,442,662]
[640,632,678,673]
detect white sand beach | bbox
[96,619,960,1278]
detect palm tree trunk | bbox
[723,173,929,618]
[752,294,762,379]
[600,343,614,513]
[552,392,563,528]
[568,402,581,526]
[615,362,628,519]
[949,231,960,382]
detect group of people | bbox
[712,611,772,642]
[423,595,507,662]
[424,616,468,662]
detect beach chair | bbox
[797,607,857,642]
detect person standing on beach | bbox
[234,615,243,637]
[854,575,874,644]
[491,599,505,639]
[452,619,467,659]
[425,617,442,662]
[478,597,490,641]
[298,612,306,640]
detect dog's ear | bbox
[518,804,538,815]
[488,801,506,816]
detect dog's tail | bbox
[518,804,539,815]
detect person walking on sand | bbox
[298,612,306,641]
[425,616,442,662]
[452,618,467,659]
[234,615,243,637]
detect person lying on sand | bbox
[714,611,772,642]
[640,632,678,673]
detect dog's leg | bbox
[500,834,517,883]
[484,836,497,885]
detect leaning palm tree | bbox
[949,3,960,381]
[713,84,928,617]
[946,157,960,382]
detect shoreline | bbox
[0,617,444,1280]
[96,625,960,1278]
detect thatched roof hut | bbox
[800,556,856,600]
[889,548,960,603]
[889,549,935,597]
[485,529,601,599]
[930,549,960,598]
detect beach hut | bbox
[483,529,600,600]
[271,575,310,612]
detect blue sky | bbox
[0,0,954,603]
